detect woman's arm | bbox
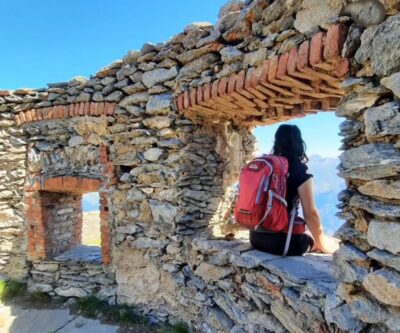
[297,178,338,254]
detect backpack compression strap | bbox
[256,190,287,229]
[282,197,300,256]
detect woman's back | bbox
[286,159,313,213]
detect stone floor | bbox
[0,303,118,333]
[53,245,102,263]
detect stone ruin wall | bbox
[1,0,400,332]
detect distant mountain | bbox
[307,155,345,235]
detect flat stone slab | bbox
[0,303,118,333]
[59,316,118,333]
[195,237,335,290]
[53,245,102,263]
[260,253,335,285]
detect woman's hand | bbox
[312,234,340,254]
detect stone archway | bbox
[175,24,348,127]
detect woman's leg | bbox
[287,233,314,256]
[250,231,314,256]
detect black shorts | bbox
[249,230,314,256]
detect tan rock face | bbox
[115,244,162,306]
[294,0,345,33]
[363,269,400,307]
[194,262,234,283]
[367,220,400,254]
[359,180,400,200]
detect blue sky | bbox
[0,0,227,90]
[254,112,342,158]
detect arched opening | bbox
[253,112,345,236]
[82,192,101,246]
[25,177,109,264]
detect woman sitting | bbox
[249,124,339,256]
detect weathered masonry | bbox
[1,0,400,332]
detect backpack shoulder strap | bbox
[282,196,301,256]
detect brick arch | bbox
[14,101,116,126]
[175,24,349,126]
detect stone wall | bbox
[1,0,400,332]
[29,254,116,302]
[0,90,29,280]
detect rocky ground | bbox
[0,280,185,333]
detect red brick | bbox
[52,106,59,119]
[68,104,75,117]
[324,24,348,61]
[62,177,78,191]
[297,41,310,71]
[219,77,228,96]
[235,70,246,92]
[40,108,48,119]
[260,60,270,83]
[107,102,116,115]
[98,102,106,116]
[176,94,184,111]
[87,178,100,191]
[78,102,85,116]
[97,102,104,115]
[92,102,99,116]
[54,106,60,119]
[277,52,289,78]
[203,83,211,101]
[84,102,90,115]
[196,86,204,104]
[58,105,65,118]
[309,32,324,67]
[227,74,237,94]
[74,103,80,116]
[19,112,27,124]
[63,106,69,118]
[42,108,50,120]
[30,109,38,121]
[99,145,108,157]
[267,56,279,82]
[35,108,43,121]
[244,69,254,90]
[14,115,21,126]
[47,107,55,119]
[287,47,298,75]
[190,87,197,106]
[102,254,111,265]
[100,211,109,220]
[183,90,190,109]
[211,80,219,99]
[25,110,33,122]
[88,102,95,115]
[321,99,330,110]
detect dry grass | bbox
[82,211,101,246]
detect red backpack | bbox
[234,155,305,256]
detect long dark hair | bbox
[271,124,309,163]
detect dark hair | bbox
[271,124,309,163]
